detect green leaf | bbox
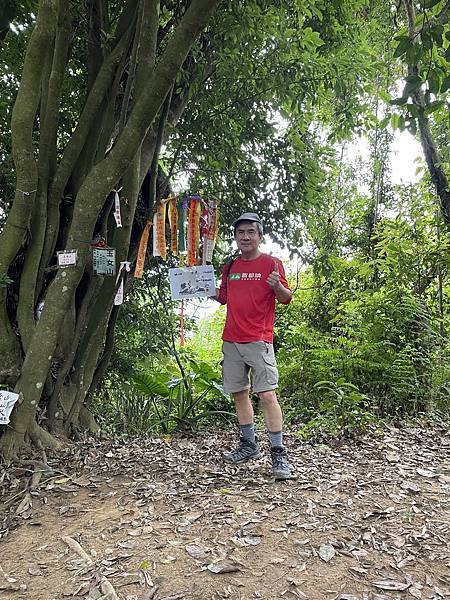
[390,113,399,130]
[402,76,423,98]
[406,104,420,118]
[441,74,450,93]
[427,69,440,94]
[393,36,412,58]
[390,97,408,106]
[398,114,406,131]
[407,118,417,135]
[405,44,423,65]
[421,0,441,8]
[424,100,445,114]
[132,372,170,397]
[188,359,219,381]
[379,89,392,104]
[420,29,433,50]
[431,24,444,46]
[0,272,13,287]
[379,115,390,129]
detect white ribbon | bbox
[113,191,122,228]
[114,261,131,305]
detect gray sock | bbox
[240,423,256,443]
[268,430,283,448]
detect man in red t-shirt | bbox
[215,212,292,480]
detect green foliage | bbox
[94,356,233,436]
[389,0,450,138]
[185,305,226,365]
[0,272,12,287]
[296,378,376,440]
[167,0,386,247]
[276,181,450,439]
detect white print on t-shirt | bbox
[241,272,262,280]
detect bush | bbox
[93,358,234,435]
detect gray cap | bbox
[232,212,262,228]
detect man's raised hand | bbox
[266,261,281,289]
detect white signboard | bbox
[0,391,20,425]
[168,265,216,300]
[57,249,78,268]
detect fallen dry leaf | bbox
[318,544,335,562]
[185,544,210,560]
[207,561,241,574]
[372,579,410,591]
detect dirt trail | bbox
[1,426,449,600]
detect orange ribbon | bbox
[187,198,201,266]
[168,197,179,255]
[134,219,152,278]
[155,202,167,260]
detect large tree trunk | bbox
[0,0,221,458]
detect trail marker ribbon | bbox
[114,261,131,305]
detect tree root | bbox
[30,423,63,452]
[79,406,100,435]
[0,422,63,462]
[62,536,120,600]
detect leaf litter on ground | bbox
[0,424,449,599]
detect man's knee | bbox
[258,390,279,407]
[233,389,250,403]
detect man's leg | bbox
[258,390,291,480]
[234,388,254,430]
[258,390,283,435]
[223,389,261,463]
[222,342,260,463]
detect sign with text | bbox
[57,249,78,268]
[93,247,116,276]
[0,390,20,424]
[168,265,216,300]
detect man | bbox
[215,212,292,480]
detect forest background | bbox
[0,0,449,459]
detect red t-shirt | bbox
[217,253,291,343]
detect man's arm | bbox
[213,264,228,304]
[272,280,292,304]
[266,260,292,304]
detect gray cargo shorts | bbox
[221,341,279,394]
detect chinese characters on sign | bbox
[57,250,78,268]
[93,247,116,275]
[113,191,122,228]
[168,265,216,300]
[0,390,20,425]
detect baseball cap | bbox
[232,212,263,228]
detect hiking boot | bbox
[223,438,262,464]
[271,446,291,480]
